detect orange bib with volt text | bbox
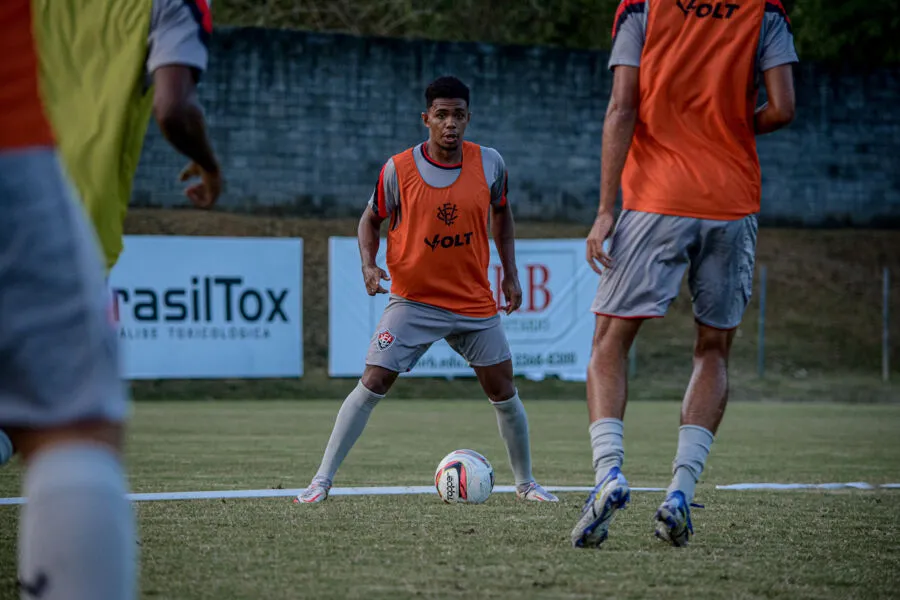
[387,141,497,318]
[623,0,766,220]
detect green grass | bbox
[1,400,899,599]
[130,369,900,404]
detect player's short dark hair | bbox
[425,76,470,109]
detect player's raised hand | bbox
[501,273,522,315]
[179,161,222,209]
[586,211,615,274]
[362,264,391,296]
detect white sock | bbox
[492,392,534,487]
[0,429,12,466]
[313,381,383,484]
[19,444,136,600]
[667,425,715,504]
[590,418,624,485]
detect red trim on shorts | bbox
[593,312,662,320]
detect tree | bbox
[788,0,900,65]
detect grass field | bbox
[1,212,891,597]
[2,399,899,599]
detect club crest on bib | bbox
[437,202,459,227]
[375,329,395,351]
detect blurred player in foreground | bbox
[572,0,798,548]
[1,1,135,598]
[40,0,222,274]
[0,0,221,472]
[296,76,558,504]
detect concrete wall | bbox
[133,27,900,226]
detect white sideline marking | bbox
[0,482,897,506]
[716,482,885,491]
[0,485,654,506]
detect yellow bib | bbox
[33,0,155,274]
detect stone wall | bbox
[132,27,900,226]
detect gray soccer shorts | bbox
[365,296,512,372]
[592,209,759,330]
[0,148,128,428]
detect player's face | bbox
[423,99,470,151]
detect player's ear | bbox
[421,111,428,127]
[466,111,472,124]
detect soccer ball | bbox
[434,449,495,504]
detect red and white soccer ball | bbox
[434,449,495,504]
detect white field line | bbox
[0,482,897,506]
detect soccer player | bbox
[0,0,221,470]
[1,1,136,597]
[571,0,798,548]
[296,76,557,504]
[40,0,222,275]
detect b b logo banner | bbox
[327,237,607,380]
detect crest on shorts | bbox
[375,329,395,351]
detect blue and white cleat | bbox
[293,477,331,504]
[570,466,631,548]
[516,481,559,502]
[653,490,702,547]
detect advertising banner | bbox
[328,237,601,381]
[109,236,303,379]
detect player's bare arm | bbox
[587,65,640,274]
[491,201,522,314]
[754,64,796,134]
[358,206,390,296]
[152,65,221,209]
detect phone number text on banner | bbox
[328,237,600,381]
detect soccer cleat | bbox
[570,466,631,548]
[653,490,703,547]
[293,477,331,504]
[516,481,559,502]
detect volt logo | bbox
[676,0,740,19]
[424,232,473,251]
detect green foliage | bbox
[217,0,898,64]
[215,0,619,48]
[788,0,900,65]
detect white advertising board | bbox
[328,237,601,381]
[109,236,303,379]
